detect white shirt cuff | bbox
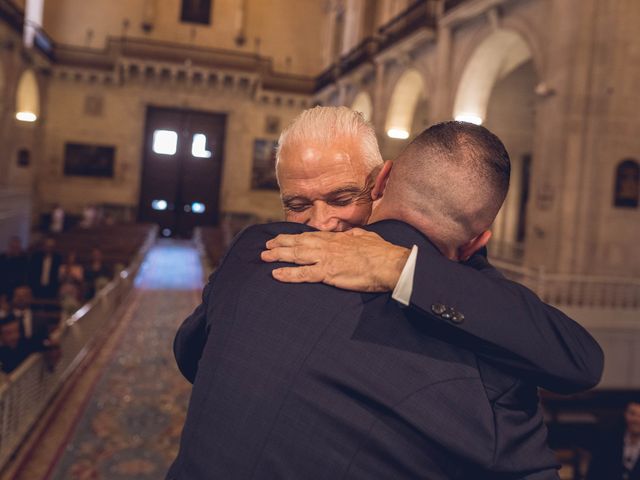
[391,245,418,306]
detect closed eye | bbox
[285,203,312,212]
[328,196,356,207]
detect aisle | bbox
[22,240,203,480]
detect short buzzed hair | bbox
[384,121,511,247]
[276,106,383,180]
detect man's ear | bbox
[371,160,393,201]
[458,230,492,261]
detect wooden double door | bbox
[138,107,226,238]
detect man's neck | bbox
[368,203,458,260]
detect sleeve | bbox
[173,226,253,383]
[407,248,604,393]
[173,280,214,383]
[391,245,418,306]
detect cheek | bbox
[336,204,372,225]
[284,211,308,223]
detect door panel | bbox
[139,107,226,237]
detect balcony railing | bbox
[0,0,55,60]
[492,259,640,309]
[317,0,438,91]
[377,0,438,51]
[443,0,470,12]
[0,0,21,31]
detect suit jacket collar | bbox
[364,219,440,253]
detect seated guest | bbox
[28,237,62,299]
[59,251,84,313]
[84,248,112,299]
[10,286,61,368]
[0,314,34,373]
[0,312,60,374]
[0,236,29,298]
[80,204,97,229]
[11,285,54,341]
[50,204,65,234]
[587,400,640,480]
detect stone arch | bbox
[384,68,425,138]
[15,69,40,122]
[452,29,541,252]
[452,29,535,124]
[350,91,373,122]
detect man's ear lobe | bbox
[458,230,492,261]
[371,160,393,200]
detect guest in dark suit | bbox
[0,236,29,298]
[169,118,603,478]
[11,285,55,342]
[587,401,640,480]
[0,313,49,374]
[0,314,34,373]
[83,248,112,299]
[28,237,62,299]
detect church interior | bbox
[0,0,639,478]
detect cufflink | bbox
[431,304,446,315]
[431,303,465,324]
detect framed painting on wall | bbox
[251,139,278,190]
[64,142,115,178]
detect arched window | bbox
[613,159,639,208]
[453,29,533,126]
[385,69,425,139]
[15,69,40,122]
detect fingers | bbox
[265,231,334,250]
[261,246,319,264]
[265,233,299,249]
[272,265,324,283]
[345,228,367,236]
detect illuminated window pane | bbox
[192,134,212,158]
[191,202,206,214]
[151,199,168,211]
[153,130,178,155]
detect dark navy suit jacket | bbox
[169,221,603,479]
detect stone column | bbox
[431,23,452,123]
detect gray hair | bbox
[276,106,383,176]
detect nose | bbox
[307,202,339,231]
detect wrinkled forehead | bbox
[278,140,369,182]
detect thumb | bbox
[346,228,367,237]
